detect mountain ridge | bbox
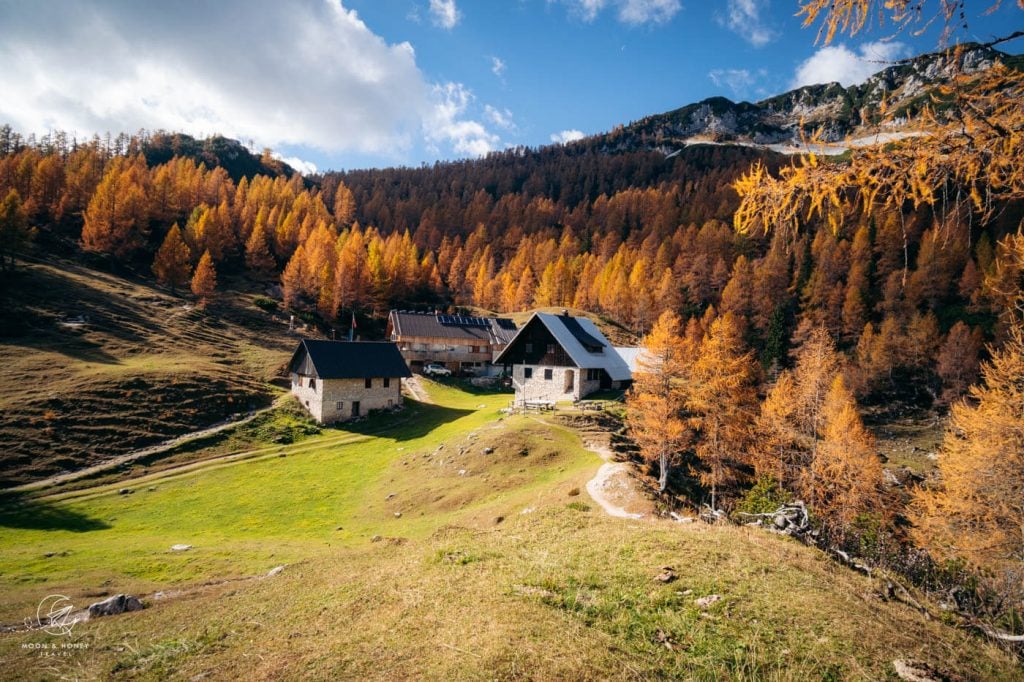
[588,42,1018,156]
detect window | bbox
[383,377,390,388]
[547,343,555,354]
[525,342,533,353]
[587,368,600,381]
[336,401,344,410]
[544,368,553,380]
[365,377,372,388]
[524,367,533,379]
[309,377,316,390]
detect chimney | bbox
[561,309,569,317]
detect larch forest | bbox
[0,1,1023,680]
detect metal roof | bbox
[495,313,634,382]
[289,340,412,379]
[613,346,642,373]
[389,310,517,345]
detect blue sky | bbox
[0,0,1020,173]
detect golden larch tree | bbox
[152,223,192,292]
[806,374,885,536]
[244,221,276,274]
[910,330,1024,599]
[686,312,759,510]
[627,310,693,493]
[191,250,217,305]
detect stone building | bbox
[288,339,411,423]
[494,311,635,405]
[386,310,518,376]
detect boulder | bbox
[169,544,192,552]
[695,594,721,609]
[88,594,144,618]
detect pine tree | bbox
[626,310,692,493]
[191,250,217,305]
[152,224,192,292]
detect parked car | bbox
[423,363,452,377]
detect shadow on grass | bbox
[332,399,474,442]
[0,493,110,532]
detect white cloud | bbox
[490,56,506,78]
[274,153,318,176]
[429,0,460,29]
[0,1,501,162]
[550,129,585,144]
[718,0,778,47]
[484,105,516,132]
[426,83,500,157]
[792,41,909,88]
[558,0,681,25]
[708,69,755,97]
[617,0,681,25]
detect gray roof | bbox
[289,340,412,379]
[613,346,642,373]
[389,311,517,345]
[496,313,634,382]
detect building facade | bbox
[288,340,411,423]
[494,312,636,404]
[386,311,517,375]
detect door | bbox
[564,369,574,394]
[352,401,361,417]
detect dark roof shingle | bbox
[289,340,412,379]
[390,311,517,344]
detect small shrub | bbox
[734,476,792,518]
[567,501,591,512]
[253,296,278,312]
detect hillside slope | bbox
[0,382,1018,680]
[0,259,296,487]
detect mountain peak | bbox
[603,43,1012,157]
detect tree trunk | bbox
[658,451,669,492]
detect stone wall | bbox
[511,364,599,403]
[290,373,402,423]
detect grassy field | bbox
[0,379,1020,680]
[0,258,295,487]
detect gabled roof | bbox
[289,340,412,380]
[613,346,642,373]
[389,310,517,345]
[494,312,634,382]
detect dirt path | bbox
[403,375,432,404]
[583,440,647,520]
[9,400,281,493]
